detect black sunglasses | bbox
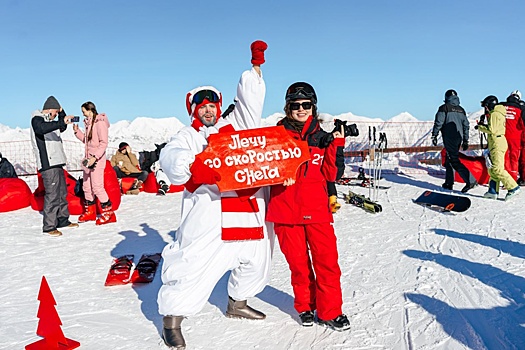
[192,90,220,105]
[289,102,313,110]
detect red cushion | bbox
[168,184,185,193]
[142,171,184,193]
[0,178,32,212]
[441,149,490,185]
[96,161,121,213]
[120,177,136,193]
[31,162,121,214]
[143,172,158,193]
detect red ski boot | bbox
[78,200,96,223]
[96,201,117,225]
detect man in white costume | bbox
[157,41,273,349]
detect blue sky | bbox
[1,0,524,129]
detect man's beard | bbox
[200,113,217,127]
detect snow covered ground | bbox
[1,170,524,350]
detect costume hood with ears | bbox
[185,86,223,120]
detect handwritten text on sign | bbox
[196,126,310,192]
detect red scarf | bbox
[187,119,263,241]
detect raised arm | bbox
[226,41,268,131]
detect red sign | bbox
[195,125,310,192]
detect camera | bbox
[82,158,97,169]
[72,116,80,123]
[333,119,359,137]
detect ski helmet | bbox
[481,95,499,111]
[445,89,457,99]
[510,90,522,100]
[285,82,317,104]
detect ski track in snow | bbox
[1,172,524,349]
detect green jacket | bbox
[478,105,508,153]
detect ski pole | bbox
[370,126,377,200]
[368,126,372,199]
[376,133,387,200]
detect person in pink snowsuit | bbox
[73,101,116,225]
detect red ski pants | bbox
[520,132,525,180]
[505,136,521,181]
[275,222,343,321]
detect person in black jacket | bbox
[30,96,78,236]
[0,152,17,178]
[431,89,477,193]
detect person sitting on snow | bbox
[110,142,148,195]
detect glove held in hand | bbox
[251,40,268,65]
[190,158,221,185]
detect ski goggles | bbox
[192,89,220,105]
[286,87,316,102]
[289,102,313,110]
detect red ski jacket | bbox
[266,116,344,224]
[501,100,525,140]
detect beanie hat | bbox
[43,96,61,110]
[185,86,222,119]
[445,89,457,99]
[118,142,129,151]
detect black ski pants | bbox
[41,167,70,232]
[443,138,475,185]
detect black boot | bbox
[162,316,185,349]
[226,296,266,319]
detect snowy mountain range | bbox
[0,109,485,152]
[0,109,486,180]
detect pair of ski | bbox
[337,177,391,190]
[104,253,161,286]
[343,190,382,213]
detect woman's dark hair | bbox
[82,101,98,141]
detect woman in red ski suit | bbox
[266,82,349,331]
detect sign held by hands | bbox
[196,126,310,192]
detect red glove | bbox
[251,40,268,65]
[190,158,221,185]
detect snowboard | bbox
[104,255,134,286]
[131,253,162,284]
[343,190,382,213]
[413,190,471,212]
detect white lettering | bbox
[234,166,280,185]
[228,134,267,150]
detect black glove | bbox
[474,125,479,130]
[462,141,469,151]
[431,135,438,146]
[319,132,334,148]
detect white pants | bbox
[157,187,274,317]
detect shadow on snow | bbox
[403,232,525,349]
[111,223,173,337]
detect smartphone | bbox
[72,116,80,123]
